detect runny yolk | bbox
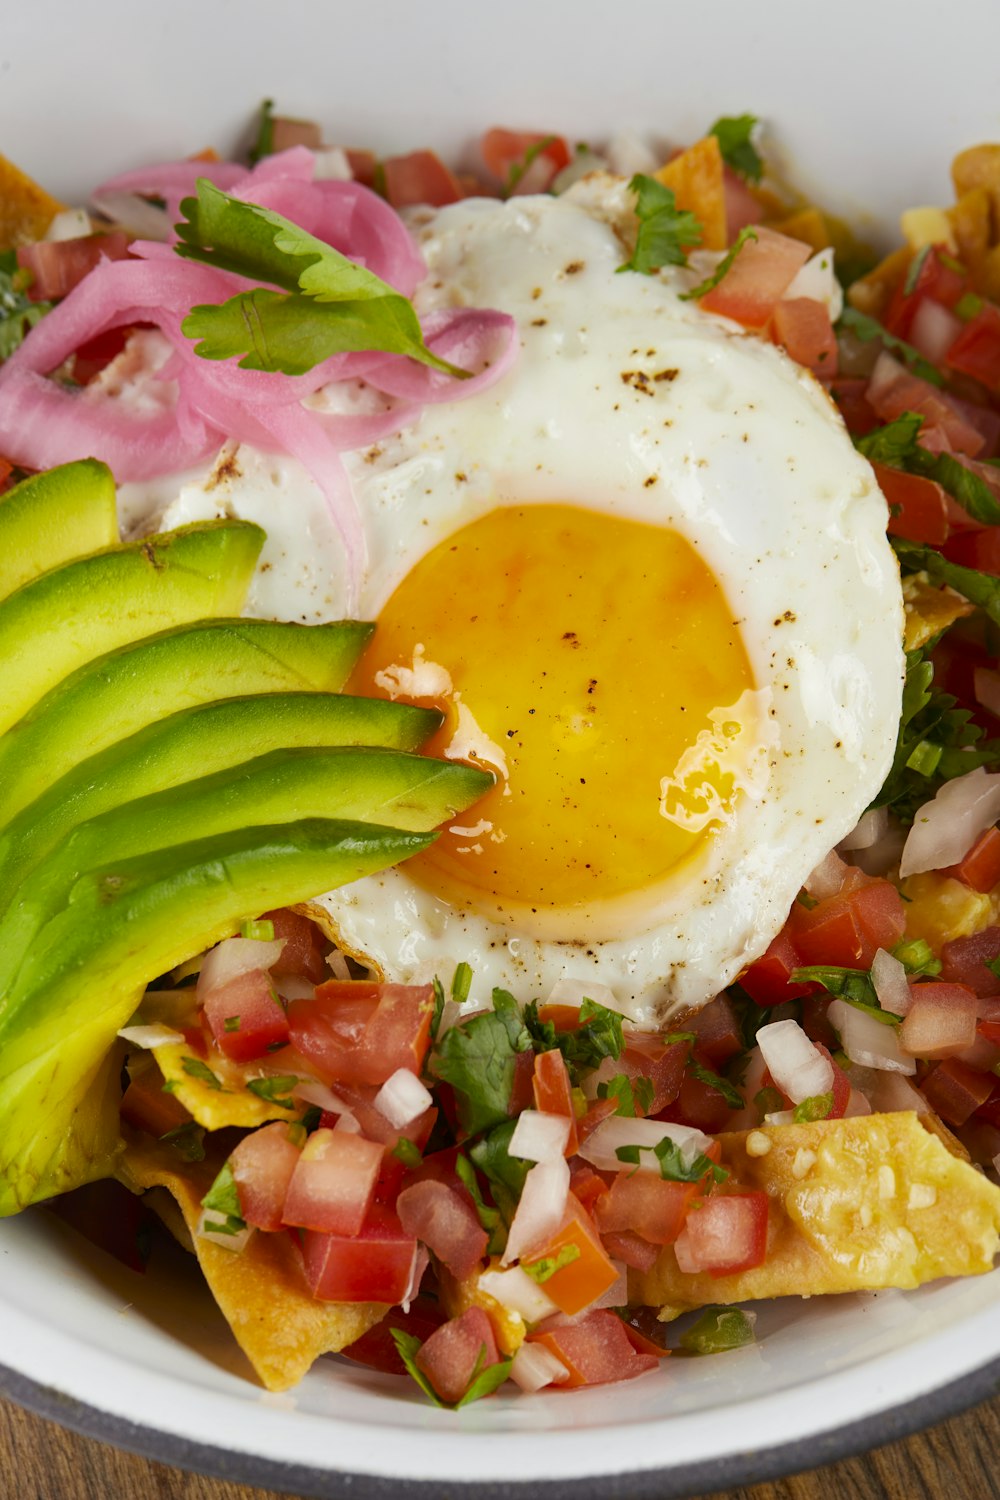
[349,504,756,910]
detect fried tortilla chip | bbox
[902,572,976,651]
[633,1112,1000,1311]
[116,1129,385,1391]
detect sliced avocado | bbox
[0,618,374,824]
[0,692,441,912]
[0,459,118,603]
[0,518,265,735]
[0,818,432,1215]
[0,747,489,994]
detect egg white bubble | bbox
[134,188,904,1026]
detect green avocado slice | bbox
[0,459,119,603]
[0,746,490,995]
[0,518,265,735]
[0,692,442,914]
[0,818,433,1215]
[0,617,374,825]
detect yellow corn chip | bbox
[0,154,63,248]
[655,136,728,251]
[902,572,976,651]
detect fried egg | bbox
[149,187,904,1025]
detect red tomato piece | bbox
[942,825,1000,892]
[341,1294,446,1375]
[790,875,905,970]
[618,1306,672,1360]
[301,1205,418,1303]
[814,1043,851,1119]
[569,1162,610,1216]
[658,1073,733,1133]
[577,1096,619,1144]
[722,165,761,241]
[344,149,377,189]
[600,1229,661,1273]
[381,150,463,209]
[772,297,838,376]
[69,324,134,384]
[618,1033,690,1115]
[699,227,810,329]
[867,354,986,458]
[947,303,1000,393]
[531,1309,658,1388]
[119,1062,192,1138]
[941,927,1000,997]
[920,1058,995,1126]
[508,1047,537,1119]
[673,1191,768,1277]
[883,246,968,339]
[535,1003,583,1032]
[230,1122,303,1232]
[521,1193,619,1317]
[202,969,289,1062]
[532,1049,579,1153]
[288,980,434,1087]
[830,377,879,436]
[262,907,327,985]
[480,128,571,192]
[872,462,950,546]
[899,981,979,1059]
[396,1179,488,1280]
[740,928,816,1005]
[682,995,743,1069]
[594,1169,698,1245]
[282,1127,382,1236]
[16,231,131,302]
[415,1307,502,1405]
[943,525,1000,577]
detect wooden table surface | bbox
[3,1389,1000,1500]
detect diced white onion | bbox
[401,1245,429,1313]
[577,1116,712,1174]
[764,1109,796,1125]
[373,1068,434,1129]
[45,207,92,241]
[196,1212,254,1254]
[756,1020,834,1103]
[312,146,352,180]
[850,818,907,878]
[868,1070,929,1113]
[509,1341,571,1393]
[197,936,285,996]
[90,190,171,240]
[871,948,913,1017]
[828,998,917,1074]
[275,975,315,1002]
[839,807,890,852]
[479,1266,560,1324]
[803,850,848,901]
[326,946,352,981]
[545,977,620,1011]
[508,1109,571,1163]
[783,247,843,321]
[292,1077,354,1115]
[589,1261,629,1310]
[909,298,963,365]
[899,767,1000,878]
[117,1023,186,1050]
[605,129,659,177]
[844,1088,873,1117]
[501,1157,570,1267]
[581,1054,620,1101]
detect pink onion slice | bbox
[900,766,1000,878]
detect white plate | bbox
[3,0,1000,1492]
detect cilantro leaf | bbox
[679,1306,756,1354]
[0,250,50,362]
[754,1085,785,1121]
[859,411,1000,527]
[856,411,924,468]
[892,937,942,977]
[176,180,468,378]
[894,539,1000,629]
[709,114,763,182]
[452,961,473,1004]
[523,995,626,1084]
[181,1056,225,1091]
[430,975,446,1041]
[616,1137,727,1185]
[837,306,945,386]
[431,995,531,1138]
[792,1092,833,1123]
[522,1243,581,1283]
[246,1074,298,1109]
[791,965,901,1024]
[504,135,557,197]
[597,1073,654,1117]
[390,1328,511,1407]
[393,1136,424,1169]
[679,227,758,302]
[455,1153,505,1253]
[469,1120,530,1224]
[248,98,275,166]
[200,1161,246,1237]
[688,1059,744,1110]
[159,1121,206,1162]
[619,174,703,275]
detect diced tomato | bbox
[600,1229,661,1273]
[70,325,133,385]
[569,1162,610,1216]
[202,969,289,1061]
[814,1043,851,1119]
[532,1049,579,1153]
[531,1309,658,1387]
[480,128,571,192]
[416,1306,503,1405]
[372,1104,440,1201]
[920,1058,996,1126]
[282,1127,382,1236]
[269,116,322,152]
[230,1122,303,1232]
[723,165,761,241]
[772,298,838,376]
[617,1033,690,1115]
[673,1191,769,1278]
[947,302,1000,393]
[288,980,434,1087]
[699,226,811,329]
[341,1295,445,1375]
[941,927,1000,997]
[508,1047,537,1119]
[594,1168,698,1245]
[740,927,816,1005]
[17,231,131,302]
[617,1306,672,1360]
[799,995,840,1050]
[682,995,743,1069]
[577,1096,619,1143]
[976,1080,1000,1128]
[658,1072,732,1133]
[521,1192,619,1316]
[942,825,1000,892]
[866,352,986,458]
[381,150,462,209]
[396,1179,488,1280]
[883,246,968,339]
[120,1060,192,1138]
[942,522,1000,575]
[345,149,377,188]
[872,462,950,546]
[899,981,979,1059]
[790,873,905,970]
[301,1204,418,1303]
[830,377,880,437]
[535,1003,583,1032]
[262,907,327,985]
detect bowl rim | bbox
[3,1345,1000,1499]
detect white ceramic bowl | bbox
[4,1,1000,1492]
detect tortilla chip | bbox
[632,1113,1000,1311]
[0,154,63,248]
[902,572,976,651]
[152,1042,299,1129]
[116,1128,385,1391]
[655,136,728,251]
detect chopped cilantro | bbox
[159,1121,206,1162]
[597,1073,654,1117]
[504,135,557,197]
[455,1153,504,1253]
[390,1328,511,1407]
[239,918,275,941]
[859,411,1000,527]
[903,244,932,298]
[0,251,50,362]
[223,1016,241,1033]
[430,975,446,1041]
[708,113,763,182]
[392,1136,424,1169]
[200,1161,246,1237]
[955,291,984,321]
[431,995,531,1137]
[791,965,901,1024]
[451,961,473,1004]
[246,1074,298,1109]
[895,539,1000,630]
[616,1137,727,1185]
[181,1056,225,1091]
[248,98,275,165]
[688,1059,744,1110]
[469,1120,531,1225]
[176,180,468,378]
[838,306,945,386]
[986,955,1000,981]
[522,1243,581,1283]
[792,1092,833,1123]
[892,937,942,977]
[856,410,924,468]
[679,226,758,302]
[754,1085,785,1121]
[618,174,703,275]
[679,1306,756,1355]
[522,995,626,1084]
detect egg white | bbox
[134,187,904,1025]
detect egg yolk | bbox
[350,504,756,910]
